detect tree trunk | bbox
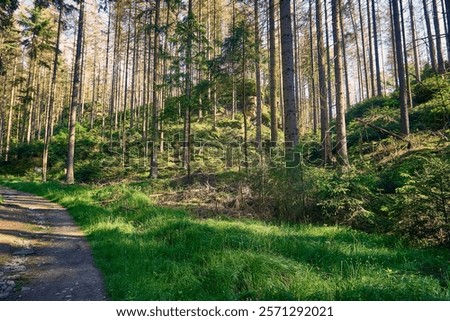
[280,0,299,147]
[349,5,363,101]
[269,0,278,144]
[389,1,399,88]
[431,0,445,73]
[122,8,132,168]
[324,0,334,120]
[340,9,351,108]
[423,0,438,72]
[43,5,63,182]
[66,0,85,184]
[254,0,262,147]
[101,6,111,138]
[151,0,161,178]
[392,0,410,136]
[309,0,318,135]
[5,57,17,162]
[184,0,194,180]
[445,0,450,61]
[409,0,421,81]
[371,0,382,96]
[316,0,331,165]
[366,0,375,97]
[399,0,413,109]
[332,0,349,166]
[357,0,369,100]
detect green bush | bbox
[390,157,449,247]
[410,96,450,131]
[317,167,379,231]
[413,75,450,105]
[346,106,400,147]
[346,95,399,123]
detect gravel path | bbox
[0,187,106,300]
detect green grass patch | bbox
[1,178,449,300]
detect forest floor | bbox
[0,187,106,300]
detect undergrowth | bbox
[1,179,449,300]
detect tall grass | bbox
[1,178,449,300]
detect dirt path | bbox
[0,187,106,300]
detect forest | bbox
[0,0,449,300]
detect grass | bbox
[0,177,449,300]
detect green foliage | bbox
[346,95,399,123]
[378,153,431,193]
[0,0,18,30]
[318,167,378,230]
[413,75,450,105]
[389,157,449,247]
[410,96,450,131]
[347,106,400,147]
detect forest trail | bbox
[0,187,106,300]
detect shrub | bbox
[317,167,378,231]
[410,96,450,131]
[390,157,449,247]
[413,75,450,105]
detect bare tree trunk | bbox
[242,30,248,171]
[366,0,375,97]
[90,43,97,130]
[445,0,450,61]
[151,0,161,178]
[101,7,111,138]
[399,0,413,109]
[254,0,262,147]
[269,0,278,144]
[392,0,410,136]
[130,5,137,129]
[409,0,421,81]
[340,10,351,108]
[280,0,299,147]
[423,0,438,72]
[389,1,399,88]
[357,0,370,100]
[122,8,132,168]
[5,57,17,162]
[110,9,120,146]
[324,0,334,120]
[316,0,331,165]
[184,0,194,180]
[309,0,318,135]
[66,0,85,184]
[371,0,382,96]
[431,0,445,73]
[349,4,363,101]
[332,0,349,166]
[43,5,62,182]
